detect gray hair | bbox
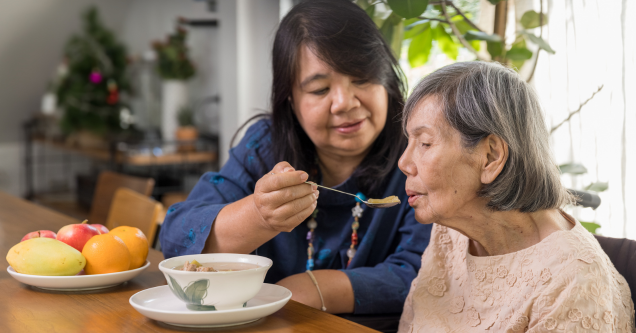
[403,61,574,212]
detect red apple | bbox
[56,220,101,252]
[92,224,109,234]
[21,230,57,242]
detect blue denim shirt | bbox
[159,119,432,314]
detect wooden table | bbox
[0,192,378,332]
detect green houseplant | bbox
[152,24,196,142]
[356,0,553,81]
[56,6,131,146]
[175,106,198,152]
[361,0,606,234]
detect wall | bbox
[0,0,132,196]
[0,0,280,196]
[533,0,636,238]
[217,0,280,164]
[119,0,219,133]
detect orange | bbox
[82,234,131,275]
[109,226,149,269]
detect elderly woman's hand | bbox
[252,162,319,232]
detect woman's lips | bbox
[334,119,365,134]
[408,194,423,206]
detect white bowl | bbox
[7,261,150,291]
[158,253,272,311]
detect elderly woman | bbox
[159,0,431,315]
[398,62,634,332]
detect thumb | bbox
[271,161,295,174]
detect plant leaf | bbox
[380,13,404,57]
[487,41,504,59]
[433,25,458,60]
[465,31,502,43]
[522,31,556,54]
[507,36,531,68]
[520,10,548,29]
[488,0,505,4]
[511,60,527,72]
[470,40,481,51]
[168,276,188,303]
[392,20,405,57]
[580,221,601,234]
[449,17,480,50]
[404,20,429,40]
[408,23,433,67]
[365,4,375,18]
[585,182,609,192]
[558,163,588,175]
[506,46,533,60]
[184,279,210,305]
[453,17,472,35]
[386,0,429,19]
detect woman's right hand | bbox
[252,162,319,232]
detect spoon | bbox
[305,181,401,208]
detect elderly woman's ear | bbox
[478,134,508,185]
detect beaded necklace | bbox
[305,192,366,271]
[306,209,318,271]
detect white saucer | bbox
[129,283,292,328]
[7,261,150,291]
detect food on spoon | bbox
[92,224,109,234]
[367,196,401,205]
[21,230,57,242]
[82,234,131,275]
[109,226,148,269]
[56,220,101,252]
[174,261,260,272]
[6,238,86,276]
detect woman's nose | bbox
[398,144,416,177]
[330,83,360,114]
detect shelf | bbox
[32,137,217,166]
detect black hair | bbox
[270,0,407,197]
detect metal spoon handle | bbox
[305,182,362,201]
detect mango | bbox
[6,238,86,276]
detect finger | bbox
[271,161,294,175]
[273,192,317,221]
[281,200,318,232]
[265,183,318,208]
[262,170,309,192]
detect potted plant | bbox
[175,106,198,152]
[56,7,131,148]
[152,23,196,143]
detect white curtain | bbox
[532,0,636,238]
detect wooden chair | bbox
[89,171,155,227]
[105,188,163,245]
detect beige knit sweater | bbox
[399,214,634,333]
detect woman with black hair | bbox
[159,0,432,315]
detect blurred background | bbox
[0,0,633,241]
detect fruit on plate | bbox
[56,220,101,252]
[82,234,131,275]
[92,224,109,234]
[109,226,148,269]
[21,230,57,242]
[6,238,86,276]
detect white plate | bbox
[129,283,292,328]
[7,261,150,291]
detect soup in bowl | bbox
[158,253,273,311]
